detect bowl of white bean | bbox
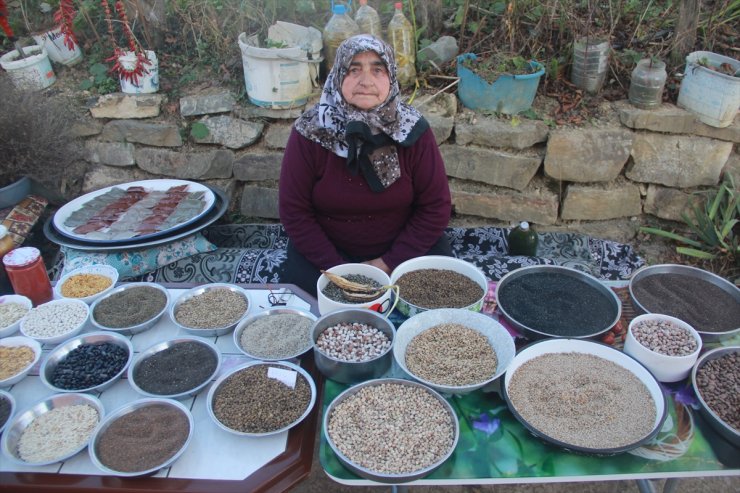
[169,283,252,337]
[0,336,42,388]
[1,392,104,466]
[20,299,90,344]
[0,294,32,338]
[234,307,317,361]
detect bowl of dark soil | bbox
[496,265,621,340]
[317,263,393,316]
[691,346,740,448]
[90,282,170,336]
[502,338,667,455]
[234,307,317,361]
[390,256,488,318]
[629,264,740,342]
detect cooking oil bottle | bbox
[354,0,382,38]
[323,3,360,74]
[387,2,416,87]
[507,221,539,256]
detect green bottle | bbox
[507,221,538,256]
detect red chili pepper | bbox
[601,332,616,345]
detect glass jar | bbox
[507,222,539,256]
[629,58,667,109]
[3,246,53,306]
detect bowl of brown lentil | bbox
[234,307,317,361]
[206,360,317,437]
[502,338,667,455]
[324,378,459,483]
[0,335,42,387]
[691,346,740,448]
[54,265,119,305]
[1,392,104,466]
[390,256,488,318]
[128,336,221,399]
[169,283,252,337]
[88,398,194,476]
[0,389,15,434]
[90,282,170,336]
[20,298,90,344]
[312,308,396,384]
[393,308,516,395]
[0,294,32,338]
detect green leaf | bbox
[676,247,718,259]
[639,227,703,247]
[190,122,210,139]
[90,63,108,78]
[79,79,94,90]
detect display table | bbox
[0,283,322,493]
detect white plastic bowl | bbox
[20,299,90,344]
[0,294,32,338]
[317,263,393,316]
[624,313,702,383]
[0,336,42,387]
[55,265,119,305]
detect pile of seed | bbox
[328,382,455,474]
[239,313,313,359]
[0,394,11,429]
[507,352,657,449]
[61,273,113,298]
[405,323,497,386]
[0,302,29,329]
[396,269,483,309]
[133,341,218,395]
[315,322,391,362]
[174,288,248,329]
[322,274,382,303]
[695,352,740,432]
[212,364,312,433]
[93,285,168,328]
[0,345,35,380]
[17,404,99,463]
[50,342,128,390]
[631,319,698,356]
[22,302,88,339]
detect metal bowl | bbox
[0,336,42,388]
[394,308,516,395]
[206,360,317,437]
[691,346,740,448]
[54,264,119,305]
[312,309,395,384]
[40,331,133,393]
[1,393,104,466]
[0,389,15,434]
[90,282,171,336]
[20,298,90,345]
[496,265,621,340]
[169,283,252,337]
[234,307,317,361]
[629,264,740,342]
[128,336,221,399]
[0,294,32,338]
[88,398,194,476]
[324,378,459,483]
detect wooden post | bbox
[671,0,699,66]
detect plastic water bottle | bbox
[354,0,382,38]
[417,36,458,69]
[387,2,416,87]
[323,3,360,74]
[507,222,538,256]
[628,58,667,109]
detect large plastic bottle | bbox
[355,0,382,38]
[387,2,416,87]
[507,222,539,256]
[323,4,361,74]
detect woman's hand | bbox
[363,257,391,275]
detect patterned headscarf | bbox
[295,34,428,192]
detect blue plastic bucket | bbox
[457,53,544,114]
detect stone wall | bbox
[72,90,740,243]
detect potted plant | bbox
[677,51,740,128]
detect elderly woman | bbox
[278,34,452,296]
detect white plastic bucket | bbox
[0,45,56,90]
[238,32,320,108]
[32,27,83,66]
[119,50,159,94]
[677,51,740,128]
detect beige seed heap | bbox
[405,323,497,386]
[0,345,35,380]
[17,404,99,463]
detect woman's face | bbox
[340,50,391,111]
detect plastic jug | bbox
[387,2,416,87]
[323,3,360,73]
[354,0,382,38]
[418,36,458,68]
[628,58,667,109]
[507,222,538,256]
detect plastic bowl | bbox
[0,336,42,388]
[20,298,90,344]
[691,346,740,448]
[128,336,221,399]
[234,307,317,361]
[624,314,702,383]
[390,256,488,318]
[393,308,516,395]
[0,295,32,338]
[317,263,392,315]
[0,389,15,434]
[169,283,252,337]
[1,393,104,466]
[40,331,133,393]
[54,265,119,305]
[90,282,170,336]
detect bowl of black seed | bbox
[691,346,740,448]
[40,331,133,393]
[170,283,252,337]
[128,337,221,399]
[0,389,15,434]
[90,282,170,336]
[206,360,316,437]
[390,256,488,318]
[496,265,621,340]
[234,307,317,361]
[317,263,392,315]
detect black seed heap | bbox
[51,343,128,390]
